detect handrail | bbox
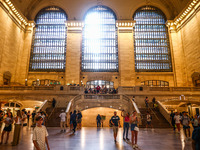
[148,104,159,120]
[65,95,82,113]
[157,101,171,124]
[48,101,60,119]
[37,100,48,113]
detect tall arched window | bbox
[133,6,172,72]
[29,6,67,72]
[82,6,118,72]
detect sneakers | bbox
[135,144,138,148]
[132,144,136,149]
[126,138,130,141]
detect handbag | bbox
[134,126,139,132]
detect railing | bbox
[48,101,60,119]
[37,100,48,113]
[157,101,171,124]
[84,94,120,99]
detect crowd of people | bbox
[170,110,200,150]
[84,85,118,94]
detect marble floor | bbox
[0,127,193,150]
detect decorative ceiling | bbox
[11,0,192,20]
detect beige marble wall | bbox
[0,7,25,85]
[65,28,81,85]
[82,107,123,127]
[170,10,200,87]
[118,29,135,86]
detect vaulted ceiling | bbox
[11,0,192,20]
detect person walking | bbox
[71,110,77,133]
[181,111,191,140]
[130,111,139,149]
[96,114,101,127]
[174,112,181,133]
[121,111,130,140]
[77,110,82,129]
[0,112,13,144]
[145,97,149,108]
[27,111,31,126]
[110,111,120,143]
[146,111,153,129]
[33,116,50,150]
[59,110,66,132]
[170,110,176,131]
[192,126,200,150]
[12,110,22,146]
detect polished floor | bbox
[0,127,193,150]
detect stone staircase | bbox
[46,107,66,127]
[139,106,171,128]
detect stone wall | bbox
[0,7,25,85]
[171,10,200,87]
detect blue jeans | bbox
[97,121,101,127]
[123,122,129,139]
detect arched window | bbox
[133,6,172,72]
[29,6,67,72]
[82,6,118,72]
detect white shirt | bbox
[15,116,21,124]
[59,112,66,122]
[174,115,181,124]
[33,125,48,150]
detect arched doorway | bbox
[81,107,123,127]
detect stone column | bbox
[65,21,84,85]
[166,20,187,87]
[117,20,136,86]
[15,21,35,85]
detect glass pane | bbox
[29,6,67,72]
[82,6,118,72]
[133,6,172,72]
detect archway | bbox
[81,107,123,127]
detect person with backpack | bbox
[146,111,153,129]
[181,111,191,140]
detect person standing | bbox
[170,110,176,131]
[174,112,181,133]
[71,110,77,133]
[110,111,120,143]
[181,111,191,140]
[59,110,66,132]
[31,110,36,125]
[77,110,82,129]
[0,112,13,144]
[27,111,31,126]
[12,110,22,146]
[145,97,149,108]
[191,115,199,129]
[52,98,56,108]
[192,126,200,150]
[121,111,130,140]
[69,112,73,130]
[96,114,101,127]
[146,111,153,129]
[130,111,139,149]
[33,116,50,150]
[152,97,156,108]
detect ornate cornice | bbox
[167,0,200,32]
[0,0,34,31]
[116,20,136,33]
[65,21,84,33]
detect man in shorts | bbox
[111,111,121,143]
[181,111,191,140]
